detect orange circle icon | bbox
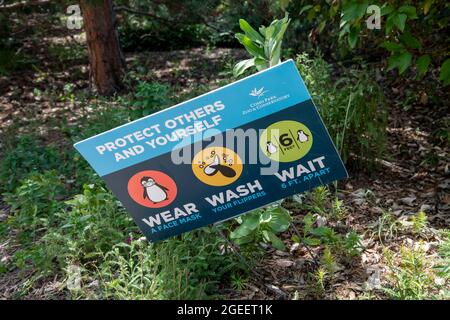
[127,170,177,208]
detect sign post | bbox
[74,59,348,242]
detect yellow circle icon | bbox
[192,147,243,186]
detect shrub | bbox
[296,53,388,169]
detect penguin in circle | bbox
[297,130,309,143]
[266,141,278,155]
[141,176,169,204]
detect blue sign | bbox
[74,59,348,242]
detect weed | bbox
[132,82,171,118]
[373,211,401,245]
[411,211,428,234]
[230,206,291,250]
[434,230,450,280]
[0,135,62,193]
[321,246,337,275]
[331,198,347,221]
[3,171,66,241]
[383,245,435,300]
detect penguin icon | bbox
[297,130,309,143]
[141,177,169,204]
[266,141,277,155]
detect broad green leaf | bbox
[380,41,404,52]
[342,1,368,21]
[380,4,394,16]
[239,19,264,44]
[439,59,450,86]
[400,32,421,49]
[233,58,255,77]
[263,206,291,232]
[254,58,268,71]
[388,51,412,74]
[416,55,431,77]
[398,5,418,19]
[385,14,395,34]
[393,13,407,32]
[265,230,286,250]
[235,33,265,58]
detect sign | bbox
[74,60,348,242]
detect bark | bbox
[79,0,125,96]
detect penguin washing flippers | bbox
[141,177,169,204]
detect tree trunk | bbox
[79,0,125,96]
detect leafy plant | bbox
[296,53,387,169]
[411,211,427,234]
[298,1,450,84]
[230,206,291,250]
[383,245,436,299]
[132,82,172,117]
[3,170,66,240]
[372,210,401,244]
[0,135,62,193]
[233,14,290,76]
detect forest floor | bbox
[0,13,449,300]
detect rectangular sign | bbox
[74,59,348,242]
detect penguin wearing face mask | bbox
[141,176,169,204]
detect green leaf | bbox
[398,5,418,19]
[263,206,291,233]
[400,32,421,49]
[380,4,394,16]
[233,58,255,77]
[291,234,301,243]
[254,58,268,71]
[380,41,404,52]
[235,33,265,59]
[393,13,407,32]
[264,230,286,250]
[416,55,431,78]
[439,59,450,86]
[342,1,368,21]
[303,237,321,246]
[388,51,412,74]
[299,4,313,15]
[348,27,359,49]
[230,213,260,239]
[239,19,264,44]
